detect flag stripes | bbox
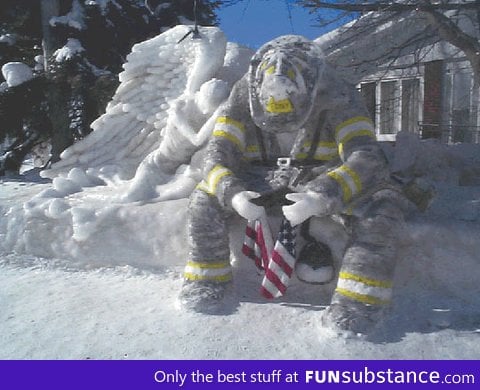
[242,216,297,299]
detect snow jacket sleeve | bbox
[303,79,390,209]
[195,76,252,209]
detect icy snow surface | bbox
[1,27,480,359]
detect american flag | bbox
[242,216,297,299]
[242,218,270,271]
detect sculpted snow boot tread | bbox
[178,280,236,315]
[321,295,385,335]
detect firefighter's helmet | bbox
[248,35,325,133]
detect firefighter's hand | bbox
[231,191,266,221]
[282,191,330,227]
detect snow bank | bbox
[0,179,188,269]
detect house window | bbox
[380,81,397,135]
[360,78,421,140]
[360,82,376,124]
[401,79,420,133]
[451,71,472,142]
[422,60,444,139]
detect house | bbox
[316,9,480,144]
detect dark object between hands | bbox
[250,187,293,208]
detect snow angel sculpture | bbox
[179,35,408,334]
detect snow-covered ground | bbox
[1,26,480,360]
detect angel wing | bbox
[41,25,251,196]
[122,39,253,202]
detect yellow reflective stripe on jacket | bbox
[336,271,393,305]
[184,260,232,282]
[314,141,337,161]
[327,165,362,202]
[335,116,375,157]
[213,116,246,151]
[295,141,338,161]
[216,116,245,131]
[196,165,232,196]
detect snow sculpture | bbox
[42,25,253,203]
[2,25,480,345]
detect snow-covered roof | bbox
[315,8,478,84]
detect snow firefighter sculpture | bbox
[179,35,407,334]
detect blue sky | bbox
[216,0,341,49]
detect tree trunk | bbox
[40,0,74,163]
[40,0,61,71]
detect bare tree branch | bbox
[300,0,480,12]
[422,7,480,84]
[300,0,480,84]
